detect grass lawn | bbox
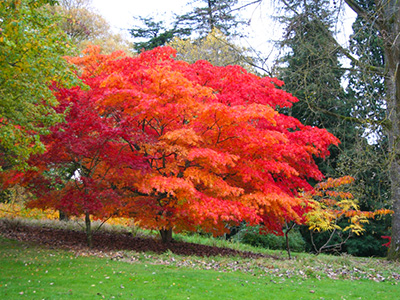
[0,237,399,300]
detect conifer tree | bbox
[278,0,357,177]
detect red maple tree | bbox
[22,82,146,246]
[65,46,339,242]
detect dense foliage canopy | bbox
[22,46,340,243]
[0,0,79,170]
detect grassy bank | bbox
[1,237,399,300]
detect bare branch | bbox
[343,0,385,31]
[309,102,391,129]
[229,0,262,13]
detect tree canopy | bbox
[23,46,339,243]
[0,0,79,170]
[275,0,400,259]
[168,28,256,71]
[52,0,132,54]
[129,0,246,52]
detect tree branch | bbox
[309,102,391,129]
[229,0,262,13]
[343,0,385,32]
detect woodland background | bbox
[1,0,399,260]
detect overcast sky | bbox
[92,0,285,62]
[91,0,356,67]
[92,0,190,35]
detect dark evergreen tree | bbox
[278,0,358,177]
[177,0,245,37]
[129,17,191,52]
[345,0,389,211]
[129,0,244,51]
[343,0,391,256]
[278,0,391,256]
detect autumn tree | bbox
[0,0,79,171]
[22,48,146,246]
[302,176,392,254]
[70,46,339,243]
[53,0,132,54]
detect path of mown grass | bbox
[0,237,399,300]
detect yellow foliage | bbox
[0,203,58,220]
[302,176,392,235]
[0,202,138,228]
[168,28,255,71]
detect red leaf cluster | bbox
[22,46,340,236]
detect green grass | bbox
[1,237,400,299]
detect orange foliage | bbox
[10,46,342,238]
[63,46,340,236]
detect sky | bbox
[91,0,280,42]
[92,0,190,35]
[91,0,356,68]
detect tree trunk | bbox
[59,210,69,221]
[159,228,173,243]
[207,0,215,31]
[383,2,400,261]
[388,155,400,260]
[344,0,400,260]
[85,212,93,248]
[285,223,295,259]
[387,58,400,260]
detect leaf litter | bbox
[1,221,399,282]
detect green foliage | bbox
[176,0,245,37]
[129,0,246,52]
[234,225,305,252]
[130,16,191,51]
[278,0,356,177]
[0,0,79,170]
[277,0,392,257]
[345,0,389,211]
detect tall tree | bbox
[177,0,245,37]
[70,46,339,243]
[53,0,132,54]
[322,0,400,260]
[274,0,400,259]
[129,0,245,52]
[278,0,356,178]
[0,0,79,171]
[345,0,389,211]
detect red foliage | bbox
[382,236,391,248]
[23,83,146,219]
[64,46,339,236]
[21,45,339,239]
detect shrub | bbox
[234,225,305,252]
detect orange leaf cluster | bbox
[20,46,342,236]
[303,176,393,235]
